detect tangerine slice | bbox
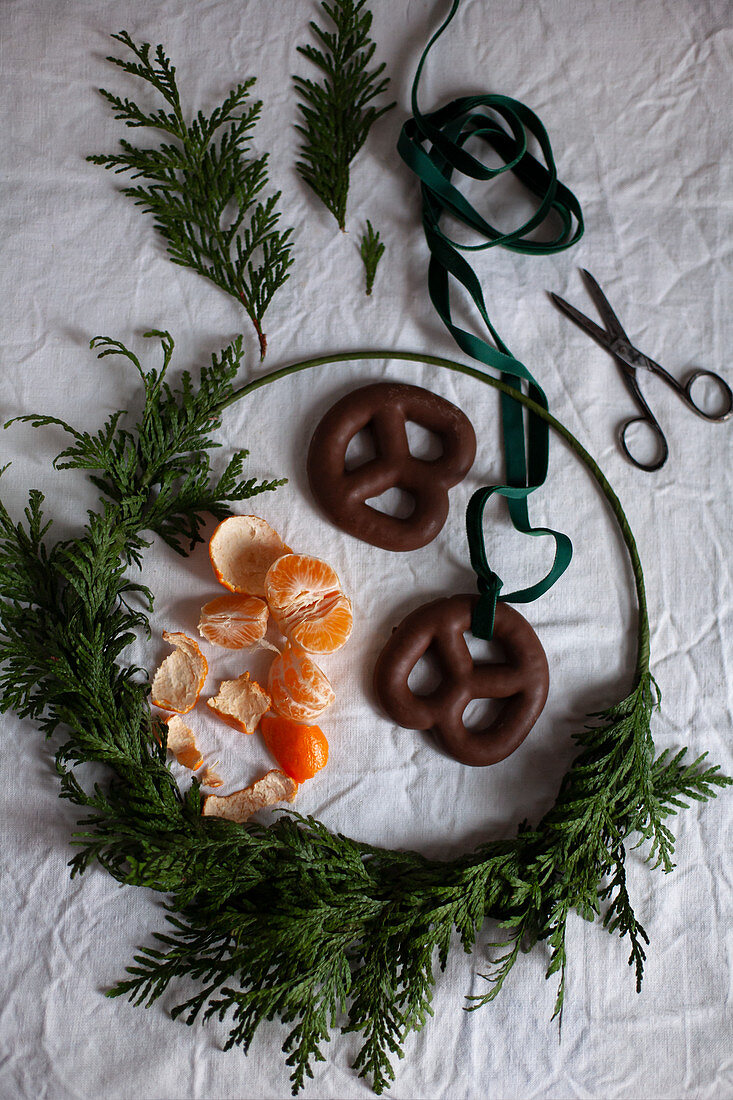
[207,672,271,733]
[165,715,203,771]
[209,515,290,597]
[260,713,329,783]
[289,593,353,655]
[201,769,298,822]
[268,644,335,723]
[151,631,208,714]
[198,593,269,649]
[264,553,353,655]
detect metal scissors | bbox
[550,269,733,471]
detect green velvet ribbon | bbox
[397,0,584,640]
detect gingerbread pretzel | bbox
[373,595,549,767]
[307,382,476,551]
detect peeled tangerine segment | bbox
[151,631,208,714]
[207,672,271,733]
[198,593,269,649]
[201,769,297,822]
[290,594,352,655]
[260,713,329,784]
[209,515,290,597]
[264,553,353,655]
[165,715,203,771]
[268,644,335,723]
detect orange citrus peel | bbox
[207,672,271,733]
[260,713,329,783]
[165,715,203,771]
[198,763,224,789]
[264,553,353,655]
[151,631,208,714]
[268,643,335,722]
[201,769,298,822]
[209,515,290,597]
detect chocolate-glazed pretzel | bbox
[373,595,549,766]
[307,382,476,551]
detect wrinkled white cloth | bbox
[1,1,732,1097]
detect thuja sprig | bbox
[5,331,284,559]
[89,33,295,358]
[0,344,729,1094]
[294,0,395,230]
[359,219,384,295]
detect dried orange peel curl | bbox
[268,644,335,722]
[260,713,329,783]
[165,715,203,771]
[201,769,298,823]
[151,631,208,714]
[198,763,224,789]
[207,672,271,733]
[209,515,290,597]
[265,553,353,655]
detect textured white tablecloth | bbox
[1,1,732,1097]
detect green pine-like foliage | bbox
[0,334,729,1095]
[89,33,295,358]
[360,219,385,295]
[294,1,395,229]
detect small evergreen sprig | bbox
[0,343,729,1094]
[360,219,384,295]
[294,0,395,229]
[8,332,284,556]
[89,33,295,358]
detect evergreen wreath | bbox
[0,334,728,1096]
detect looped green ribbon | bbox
[396,0,584,639]
[466,488,504,639]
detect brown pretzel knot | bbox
[373,595,549,766]
[307,382,476,551]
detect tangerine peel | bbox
[151,631,208,714]
[207,672,271,733]
[201,769,298,822]
[209,515,290,597]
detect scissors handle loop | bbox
[619,413,669,472]
[682,368,733,422]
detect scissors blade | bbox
[548,292,615,348]
[579,269,631,343]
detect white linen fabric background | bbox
[1,1,731,1097]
